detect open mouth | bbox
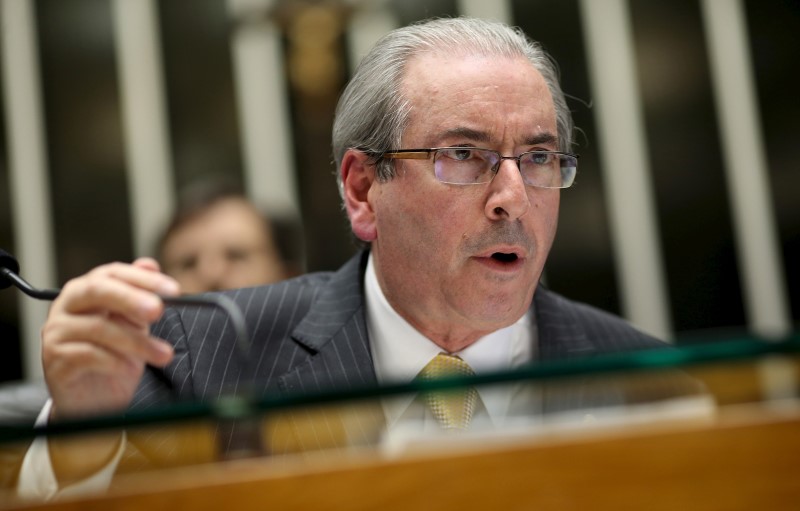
[491,252,519,263]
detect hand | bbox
[41,258,181,420]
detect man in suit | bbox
[18,17,689,496]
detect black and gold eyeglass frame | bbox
[380,147,578,189]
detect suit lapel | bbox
[270,252,386,451]
[533,286,597,361]
[278,251,378,395]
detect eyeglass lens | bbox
[433,148,576,188]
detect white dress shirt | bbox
[17,401,126,500]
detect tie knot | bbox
[418,353,475,381]
[417,353,477,431]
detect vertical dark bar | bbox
[37,0,132,277]
[513,0,623,316]
[628,0,746,337]
[743,0,800,327]
[158,0,243,192]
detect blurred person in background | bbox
[0,180,302,427]
[156,179,301,294]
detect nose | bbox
[484,158,530,221]
[195,253,227,292]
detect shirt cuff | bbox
[16,399,126,500]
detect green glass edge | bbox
[1,333,797,444]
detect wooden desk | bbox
[8,405,799,511]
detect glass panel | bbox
[1,335,797,506]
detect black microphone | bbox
[0,248,250,354]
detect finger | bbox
[54,276,168,325]
[43,313,174,368]
[46,341,142,387]
[92,261,180,297]
[55,261,180,325]
[132,257,162,273]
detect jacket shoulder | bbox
[535,286,667,355]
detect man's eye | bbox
[524,152,553,165]
[453,149,473,161]
[440,148,474,161]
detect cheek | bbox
[376,184,461,259]
[400,193,467,245]
[532,192,561,248]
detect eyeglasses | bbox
[381,147,578,189]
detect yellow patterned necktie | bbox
[417,353,478,431]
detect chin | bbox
[462,293,530,324]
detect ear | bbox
[341,149,378,242]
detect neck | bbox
[399,315,492,353]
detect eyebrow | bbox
[437,128,559,147]
[438,127,491,144]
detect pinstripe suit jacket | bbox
[137,250,667,413]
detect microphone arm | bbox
[0,266,60,300]
[0,249,251,355]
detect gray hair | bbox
[332,17,574,199]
